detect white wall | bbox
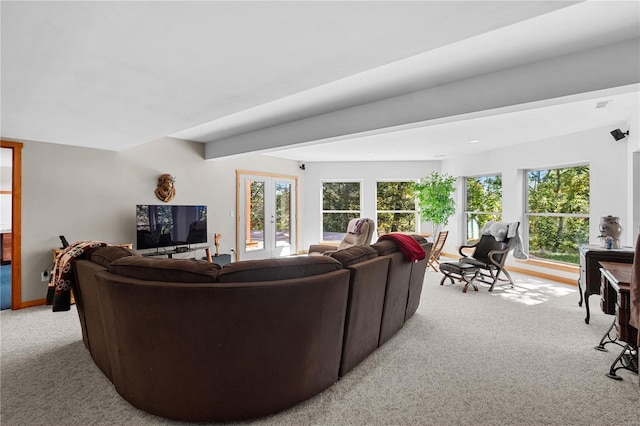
[20,138,303,303]
[301,161,440,249]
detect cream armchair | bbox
[308,218,375,256]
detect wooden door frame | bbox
[1,141,22,309]
[236,170,299,261]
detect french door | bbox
[237,171,297,260]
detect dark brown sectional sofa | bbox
[70,236,432,422]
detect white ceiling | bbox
[1,1,639,162]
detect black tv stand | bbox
[141,245,207,259]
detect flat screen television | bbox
[136,204,207,250]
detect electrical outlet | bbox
[41,271,49,282]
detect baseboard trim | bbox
[506,266,577,286]
[17,298,46,309]
[515,257,578,273]
[441,252,458,259]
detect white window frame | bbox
[523,163,590,262]
[320,180,362,241]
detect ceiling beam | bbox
[204,39,640,160]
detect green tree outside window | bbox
[376,181,416,235]
[526,165,589,264]
[465,175,502,244]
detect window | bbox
[526,165,589,264]
[464,175,502,244]
[322,181,361,241]
[376,181,417,235]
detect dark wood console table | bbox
[578,245,634,324]
[598,261,638,380]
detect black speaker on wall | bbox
[610,128,629,141]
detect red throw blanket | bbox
[378,234,426,262]
[46,240,109,312]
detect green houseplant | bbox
[412,172,457,236]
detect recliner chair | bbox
[308,218,375,256]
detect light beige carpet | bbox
[2,271,639,425]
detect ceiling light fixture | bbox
[469,140,480,144]
[595,100,611,109]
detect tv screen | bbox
[136,205,207,250]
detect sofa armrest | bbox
[458,242,479,257]
[487,247,510,267]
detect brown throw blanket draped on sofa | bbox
[46,240,108,311]
[630,233,640,352]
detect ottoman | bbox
[439,261,480,293]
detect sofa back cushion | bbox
[329,246,378,268]
[88,246,138,267]
[409,234,429,245]
[218,256,341,283]
[370,239,399,256]
[108,256,221,283]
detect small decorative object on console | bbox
[598,215,622,249]
[605,236,614,250]
[214,233,221,256]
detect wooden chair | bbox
[427,230,448,271]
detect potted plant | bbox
[412,172,457,237]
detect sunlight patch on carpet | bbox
[490,277,576,306]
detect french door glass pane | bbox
[275,182,291,247]
[246,180,265,251]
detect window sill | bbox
[515,257,579,273]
